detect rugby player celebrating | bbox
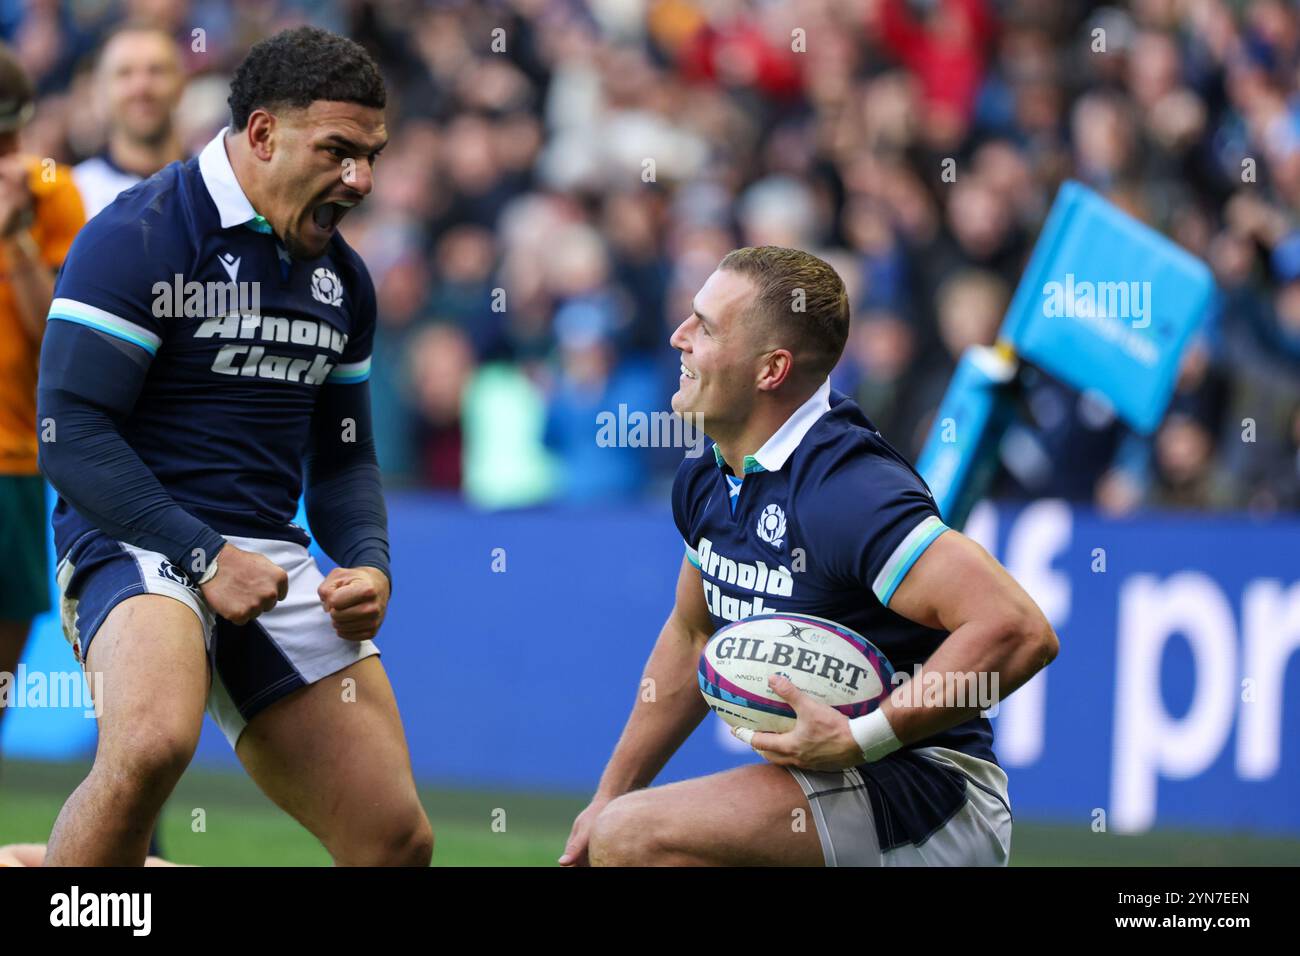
[37,27,431,866]
[562,246,1058,866]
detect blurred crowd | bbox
[10,0,1300,514]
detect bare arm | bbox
[876,529,1059,744]
[0,154,54,341]
[559,555,714,864]
[748,529,1059,770]
[3,231,55,341]
[593,555,715,796]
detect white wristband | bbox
[196,557,219,587]
[849,709,901,763]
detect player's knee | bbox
[336,804,434,867]
[403,813,435,867]
[588,794,670,867]
[97,728,197,799]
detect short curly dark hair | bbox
[227,26,386,131]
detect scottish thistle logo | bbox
[157,560,198,593]
[310,267,343,307]
[756,503,786,550]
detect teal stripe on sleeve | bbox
[872,515,948,606]
[48,298,160,356]
[327,357,371,384]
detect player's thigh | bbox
[84,594,209,771]
[592,762,823,866]
[234,655,428,849]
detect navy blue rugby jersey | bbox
[672,380,996,762]
[45,128,374,561]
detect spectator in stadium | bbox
[2,0,1297,517]
[543,297,660,503]
[407,322,474,491]
[72,21,185,218]
[1148,411,1240,511]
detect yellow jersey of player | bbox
[0,157,85,475]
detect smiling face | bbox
[669,268,772,431]
[100,29,183,146]
[246,100,387,261]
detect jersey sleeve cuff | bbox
[175,526,228,584]
[684,540,701,569]
[872,514,948,607]
[326,357,371,384]
[349,548,391,581]
[48,298,161,356]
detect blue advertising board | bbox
[6,495,1298,835]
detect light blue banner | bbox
[1000,180,1215,434]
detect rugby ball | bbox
[698,613,894,733]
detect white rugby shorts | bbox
[56,531,379,747]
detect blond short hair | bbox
[718,245,850,382]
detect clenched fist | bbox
[318,566,389,641]
[200,542,289,625]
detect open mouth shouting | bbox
[310,198,357,237]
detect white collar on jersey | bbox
[749,378,832,472]
[198,126,261,229]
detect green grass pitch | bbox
[3,759,1298,866]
